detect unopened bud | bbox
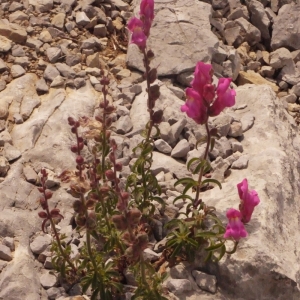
[109,152,115,162]
[151,109,163,124]
[68,117,75,125]
[73,200,84,214]
[44,190,53,199]
[38,211,48,219]
[71,145,78,153]
[76,156,84,165]
[112,215,127,231]
[127,208,142,226]
[105,117,112,127]
[78,142,84,150]
[75,215,86,227]
[115,163,122,171]
[146,49,154,60]
[105,169,115,181]
[40,197,48,210]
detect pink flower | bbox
[224,208,248,241]
[191,62,213,96]
[237,179,260,223]
[127,17,147,50]
[140,0,154,36]
[181,62,236,124]
[181,88,208,124]
[209,78,236,117]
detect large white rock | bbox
[127,0,219,76]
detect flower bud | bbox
[106,105,115,114]
[39,197,48,210]
[74,121,80,128]
[151,109,163,124]
[147,49,154,60]
[44,190,53,199]
[105,169,115,181]
[109,152,115,162]
[106,131,111,139]
[112,215,127,231]
[68,117,75,125]
[115,163,122,171]
[148,68,157,84]
[78,137,83,143]
[100,185,110,194]
[121,192,130,201]
[86,199,95,208]
[100,77,110,85]
[71,127,77,134]
[71,145,78,153]
[105,117,112,127]
[75,215,86,227]
[76,156,84,165]
[38,211,48,219]
[78,142,84,151]
[38,187,44,193]
[127,208,142,226]
[73,200,84,214]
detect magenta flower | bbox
[224,208,248,241]
[181,88,208,124]
[191,62,213,96]
[127,17,147,50]
[181,62,236,124]
[237,179,260,223]
[139,0,154,36]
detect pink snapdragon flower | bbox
[181,62,236,124]
[224,208,248,241]
[140,0,154,36]
[127,0,154,50]
[127,17,147,49]
[237,179,260,223]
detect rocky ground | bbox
[1,0,300,299]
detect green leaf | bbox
[173,194,193,204]
[195,231,217,238]
[174,177,197,187]
[187,157,201,171]
[205,242,225,251]
[195,136,207,149]
[201,178,222,189]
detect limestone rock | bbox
[0,36,12,52]
[127,1,219,76]
[0,23,27,44]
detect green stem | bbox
[47,209,77,274]
[140,254,147,286]
[194,122,211,206]
[226,240,239,254]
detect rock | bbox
[269,48,292,69]
[192,270,217,294]
[3,144,21,162]
[46,47,62,63]
[248,0,270,40]
[259,66,275,78]
[171,139,190,158]
[166,279,192,294]
[240,112,255,132]
[0,157,9,176]
[211,156,230,183]
[0,81,6,92]
[94,24,107,37]
[0,23,27,44]
[115,115,133,134]
[2,237,14,252]
[39,30,52,43]
[36,78,49,93]
[127,1,219,76]
[159,122,173,143]
[23,165,37,183]
[76,12,90,27]
[66,54,81,66]
[212,114,233,136]
[0,36,12,52]
[231,155,249,169]
[30,235,52,255]
[281,93,297,104]
[238,71,279,92]
[50,76,64,88]
[9,11,29,24]
[228,121,243,137]
[51,13,65,30]
[271,3,300,50]
[0,245,12,261]
[55,63,76,78]
[230,139,243,153]
[29,0,53,12]
[0,131,12,146]
[10,65,26,78]
[40,271,58,289]
[154,139,172,154]
[44,64,60,82]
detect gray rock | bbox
[0,23,27,44]
[0,80,6,92]
[30,235,52,255]
[76,12,90,26]
[74,78,86,89]
[248,0,270,40]
[192,270,217,294]
[51,13,65,30]
[50,76,64,88]
[94,24,107,37]
[44,64,60,82]
[46,287,65,300]
[212,114,233,136]
[23,165,37,183]
[166,279,192,294]
[127,1,219,76]
[39,30,52,43]
[281,93,297,104]
[0,157,9,176]
[0,245,12,261]
[40,271,58,289]
[2,237,14,252]
[214,137,232,158]
[230,139,243,153]
[211,156,230,183]
[3,144,21,162]
[115,115,133,134]
[228,121,243,137]
[240,112,255,132]
[36,78,49,93]
[171,118,187,143]
[46,47,62,63]
[66,54,81,66]
[154,139,172,154]
[271,3,300,50]
[10,65,25,78]
[0,131,12,146]
[55,63,76,78]
[171,139,190,158]
[231,155,249,169]
[158,122,173,144]
[29,0,53,12]
[0,36,12,52]
[13,113,23,124]
[269,48,292,69]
